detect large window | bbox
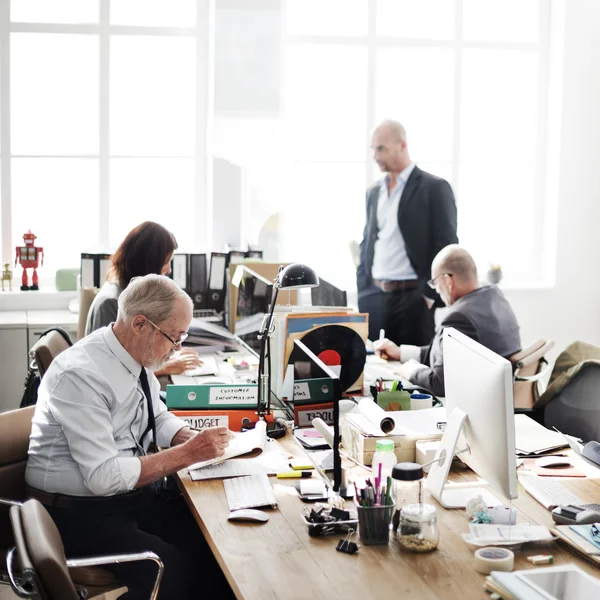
[0,0,553,289]
[214,0,552,289]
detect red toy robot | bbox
[15,230,44,291]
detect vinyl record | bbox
[288,325,367,392]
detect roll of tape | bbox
[474,547,514,574]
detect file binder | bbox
[166,383,258,409]
[98,253,112,287]
[172,254,189,292]
[227,250,246,265]
[207,252,227,313]
[188,253,207,309]
[80,253,96,288]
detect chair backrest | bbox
[510,339,555,410]
[29,330,72,378]
[77,286,99,340]
[9,499,79,600]
[0,406,35,552]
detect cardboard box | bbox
[341,417,442,466]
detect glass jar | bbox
[391,462,424,532]
[397,503,439,552]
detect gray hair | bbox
[376,119,407,143]
[117,274,191,323]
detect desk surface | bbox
[178,436,600,600]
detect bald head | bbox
[430,245,479,305]
[371,120,410,174]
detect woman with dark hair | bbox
[85,221,201,375]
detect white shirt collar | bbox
[103,325,142,379]
[382,162,416,189]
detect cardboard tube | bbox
[312,417,334,448]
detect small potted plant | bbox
[487,263,503,284]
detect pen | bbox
[379,329,385,342]
[277,471,312,479]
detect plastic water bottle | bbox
[371,439,397,487]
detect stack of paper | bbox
[462,523,553,547]
[486,564,600,600]
[514,415,568,455]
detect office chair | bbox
[29,330,72,379]
[510,339,555,423]
[0,407,122,598]
[77,286,99,340]
[7,499,163,600]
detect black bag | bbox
[20,327,73,408]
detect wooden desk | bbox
[178,437,600,600]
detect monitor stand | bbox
[426,408,502,509]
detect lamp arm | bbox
[257,283,280,417]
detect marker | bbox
[277,471,312,479]
[378,329,389,360]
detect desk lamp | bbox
[256,263,319,437]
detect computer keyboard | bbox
[519,474,584,509]
[223,474,278,511]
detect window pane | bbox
[461,49,538,161]
[110,36,196,156]
[109,158,195,250]
[458,162,537,282]
[12,159,99,274]
[11,34,98,155]
[110,0,196,27]
[286,0,368,36]
[11,0,98,24]
[463,0,539,43]
[285,44,367,162]
[281,163,366,290]
[377,0,455,39]
[375,48,454,162]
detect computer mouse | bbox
[535,456,572,469]
[227,509,269,523]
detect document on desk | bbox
[189,441,291,480]
[188,421,268,470]
[514,414,568,455]
[389,407,447,437]
[464,523,553,546]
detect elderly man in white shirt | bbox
[25,274,235,600]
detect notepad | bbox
[188,421,267,470]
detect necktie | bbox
[139,367,158,453]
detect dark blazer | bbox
[411,285,522,396]
[357,166,458,301]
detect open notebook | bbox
[188,421,268,471]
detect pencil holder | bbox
[355,499,395,545]
[377,390,411,411]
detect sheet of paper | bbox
[183,356,218,377]
[312,417,334,447]
[345,413,386,437]
[188,421,267,470]
[189,447,290,480]
[468,523,552,544]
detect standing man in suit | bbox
[357,120,458,345]
[374,245,522,396]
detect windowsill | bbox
[0,288,78,312]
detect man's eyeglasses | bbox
[145,317,188,348]
[427,273,453,290]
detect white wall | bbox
[504,0,600,361]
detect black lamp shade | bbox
[278,263,319,290]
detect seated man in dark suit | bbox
[374,245,521,396]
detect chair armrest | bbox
[514,357,552,383]
[6,547,36,598]
[0,498,23,507]
[66,551,163,600]
[514,340,555,369]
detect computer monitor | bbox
[311,278,347,308]
[427,327,517,508]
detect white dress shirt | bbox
[371,162,418,281]
[25,326,186,496]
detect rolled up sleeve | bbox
[49,369,141,495]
